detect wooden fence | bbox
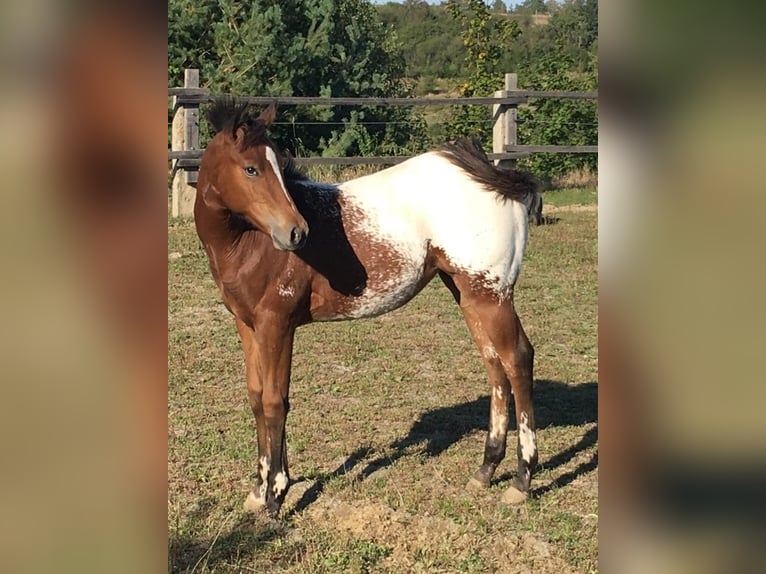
[169,69,597,217]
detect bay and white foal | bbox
[195,99,540,516]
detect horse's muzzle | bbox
[289,225,307,249]
[272,224,309,251]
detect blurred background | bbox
[600,0,766,572]
[0,1,166,572]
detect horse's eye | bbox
[244,166,258,176]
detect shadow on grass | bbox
[168,513,283,574]
[287,379,597,515]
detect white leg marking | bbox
[273,471,288,497]
[489,408,509,441]
[493,386,504,400]
[259,456,270,483]
[519,412,537,462]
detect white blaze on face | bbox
[265,147,292,203]
[519,412,537,462]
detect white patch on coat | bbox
[341,265,426,319]
[519,412,537,462]
[493,386,504,400]
[308,152,530,321]
[278,284,295,298]
[483,346,499,360]
[339,152,529,294]
[273,471,288,496]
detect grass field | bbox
[168,193,598,573]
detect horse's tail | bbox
[437,138,539,207]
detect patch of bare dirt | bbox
[297,492,576,574]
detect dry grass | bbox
[168,199,597,573]
[551,167,597,190]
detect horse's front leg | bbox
[236,315,295,517]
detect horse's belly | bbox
[311,248,433,321]
[343,271,430,319]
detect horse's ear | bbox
[201,182,223,208]
[258,103,277,127]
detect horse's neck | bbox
[196,201,261,266]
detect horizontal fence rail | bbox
[169,89,597,107]
[169,69,597,217]
[169,149,530,167]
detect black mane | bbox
[205,97,270,152]
[437,138,538,203]
[205,98,309,183]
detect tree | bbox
[168,0,428,158]
[445,0,521,144]
[515,37,597,183]
[516,0,548,13]
[377,1,466,81]
[549,0,597,63]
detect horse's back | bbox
[340,152,530,292]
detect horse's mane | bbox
[437,138,538,203]
[205,98,310,183]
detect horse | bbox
[194,98,540,516]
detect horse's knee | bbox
[506,331,533,381]
[246,387,264,414]
[262,395,289,417]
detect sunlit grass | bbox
[168,203,597,573]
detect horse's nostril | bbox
[290,227,305,247]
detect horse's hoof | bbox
[500,485,528,504]
[243,491,265,513]
[466,476,490,490]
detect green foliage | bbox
[516,0,549,14]
[168,0,428,157]
[437,0,597,183]
[491,0,508,14]
[168,0,599,181]
[503,0,597,73]
[377,1,466,82]
[514,1,598,183]
[445,0,521,144]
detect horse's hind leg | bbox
[439,272,538,499]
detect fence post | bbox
[493,73,518,170]
[171,68,199,218]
